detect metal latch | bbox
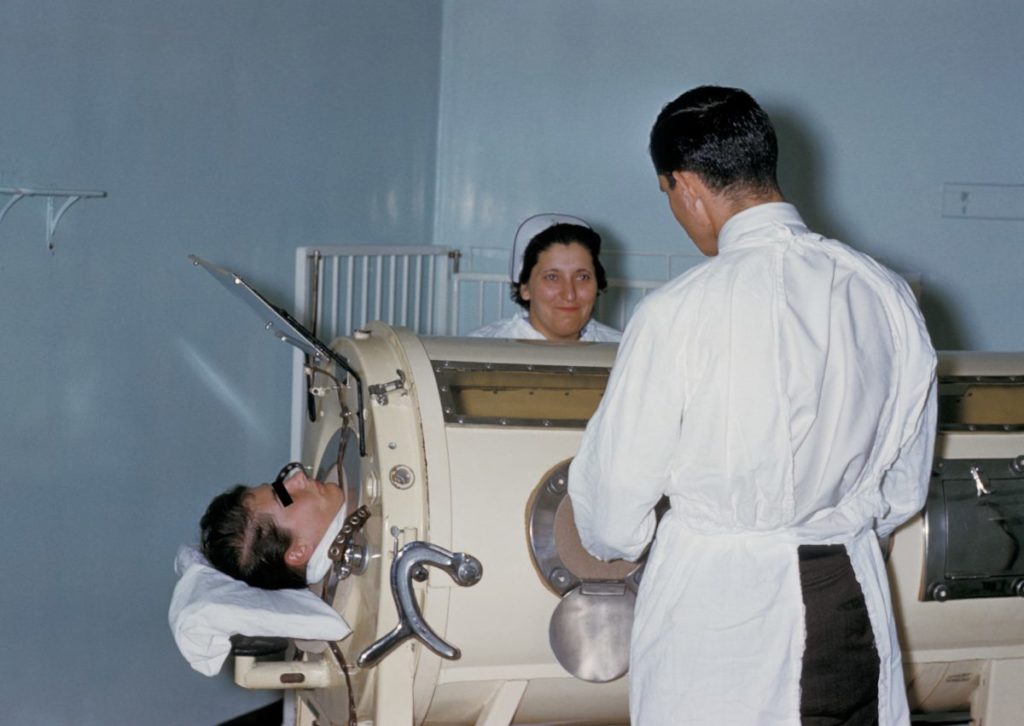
[970,465,992,496]
[368,369,407,406]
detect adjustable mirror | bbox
[189,255,367,455]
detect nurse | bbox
[469,214,621,342]
[569,86,937,725]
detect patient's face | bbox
[246,469,345,562]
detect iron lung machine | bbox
[235,324,1024,726]
[203,275,1024,726]
[280,325,635,725]
[888,351,1024,724]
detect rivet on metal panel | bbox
[547,476,567,495]
[548,567,572,590]
[929,582,950,602]
[389,465,415,490]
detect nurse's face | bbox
[519,242,598,342]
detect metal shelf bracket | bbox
[0,186,108,251]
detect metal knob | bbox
[929,582,950,602]
[1013,579,1024,598]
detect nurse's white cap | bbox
[510,213,592,283]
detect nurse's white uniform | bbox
[470,311,621,342]
[569,203,937,725]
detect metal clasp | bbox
[368,369,407,406]
[970,465,992,496]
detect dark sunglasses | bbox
[271,462,305,507]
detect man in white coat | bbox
[568,85,937,725]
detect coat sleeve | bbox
[876,300,938,538]
[876,377,936,537]
[568,298,685,561]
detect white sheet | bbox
[168,545,351,676]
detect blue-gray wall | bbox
[435,1,1024,351]
[0,2,441,723]
[1,2,1022,724]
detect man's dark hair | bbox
[200,485,307,590]
[511,223,609,309]
[649,85,781,198]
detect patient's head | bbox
[200,465,344,590]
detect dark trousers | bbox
[798,544,881,726]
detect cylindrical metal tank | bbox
[278,328,1024,725]
[296,324,628,725]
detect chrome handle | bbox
[357,541,482,668]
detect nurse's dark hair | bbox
[200,485,307,590]
[649,85,781,198]
[511,223,608,309]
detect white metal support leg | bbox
[474,680,528,726]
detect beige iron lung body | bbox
[888,352,1024,725]
[250,325,1024,725]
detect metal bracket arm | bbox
[0,186,107,251]
[357,541,482,668]
[189,254,369,456]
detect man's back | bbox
[569,202,936,725]
[572,203,935,558]
[572,84,938,725]
[636,202,934,537]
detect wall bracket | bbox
[0,186,108,251]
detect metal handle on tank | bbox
[356,541,483,668]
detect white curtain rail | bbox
[0,186,108,250]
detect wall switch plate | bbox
[942,183,1024,220]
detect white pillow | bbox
[168,546,350,676]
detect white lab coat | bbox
[469,310,622,342]
[569,203,936,725]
